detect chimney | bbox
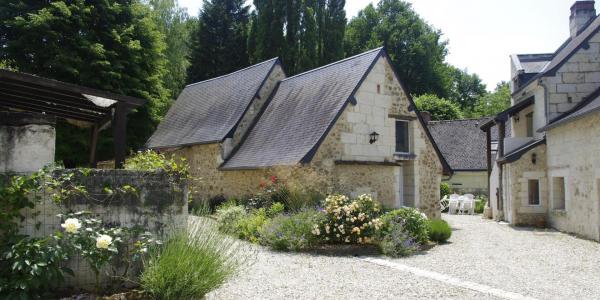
[420,111,431,123]
[570,1,596,38]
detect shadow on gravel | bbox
[304,244,382,257]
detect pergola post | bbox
[497,119,506,211]
[113,103,127,168]
[89,124,99,168]
[485,128,492,206]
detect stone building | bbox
[147,48,451,218]
[482,1,600,240]
[428,118,506,196]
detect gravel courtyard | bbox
[207,214,600,300]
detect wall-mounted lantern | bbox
[369,131,380,144]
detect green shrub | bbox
[216,205,246,234]
[428,219,452,243]
[235,208,268,243]
[440,182,451,198]
[474,199,485,214]
[124,150,189,178]
[278,188,323,212]
[259,209,325,251]
[141,220,246,300]
[381,208,429,244]
[0,236,71,299]
[376,222,418,257]
[316,194,382,244]
[267,202,285,217]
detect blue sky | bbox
[178,0,597,91]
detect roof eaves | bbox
[497,138,546,164]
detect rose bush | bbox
[313,194,383,244]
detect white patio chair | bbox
[448,198,459,214]
[460,198,474,215]
[449,193,460,200]
[464,193,475,201]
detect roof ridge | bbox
[280,47,383,82]
[185,58,279,87]
[428,117,489,124]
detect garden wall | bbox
[6,169,189,290]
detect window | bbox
[395,120,409,153]
[526,112,534,137]
[552,177,566,210]
[528,179,540,205]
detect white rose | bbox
[96,234,113,249]
[61,218,82,234]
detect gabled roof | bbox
[428,118,502,171]
[512,13,600,96]
[540,86,600,131]
[511,53,553,74]
[221,48,383,169]
[221,48,452,174]
[146,58,281,149]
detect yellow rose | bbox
[61,218,82,234]
[96,234,113,249]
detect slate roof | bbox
[146,58,280,149]
[513,13,600,95]
[540,86,600,131]
[512,53,553,74]
[221,48,384,169]
[428,118,495,171]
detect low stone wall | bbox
[4,169,189,290]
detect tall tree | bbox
[414,94,464,121]
[149,0,194,102]
[447,66,487,111]
[344,0,449,97]
[187,0,250,83]
[0,0,169,166]
[468,82,511,118]
[321,0,346,64]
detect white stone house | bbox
[482,1,600,240]
[148,48,452,217]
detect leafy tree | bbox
[321,0,346,64]
[149,0,194,100]
[344,0,449,97]
[468,82,511,118]
[187,0,250,83]
[414,94,464,121]
[447,66,487,111]
[0,0,169,166]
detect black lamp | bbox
[369,131,379,144]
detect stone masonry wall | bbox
[10,169,189,290]
[505,144,547,226]
[546,113,600,241]
[541,31,600,119]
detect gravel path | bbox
[206,214,600,300]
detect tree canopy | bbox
[414,94,464,121]
[187,0,250,83]
[0,0,170,166]
[467,82,511,118]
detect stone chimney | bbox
[570,1,596,38]
[420,111,431,123]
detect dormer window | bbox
[395,120,410,153]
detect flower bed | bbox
[214,180,451,257]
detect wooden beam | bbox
[0,83,108,112]
[113,103,127,168]
[497,121,506,211]
[89,124,99,168]
[0,70,147,106]
[0,96,102,120]
[0,100,98,122]
[486,128,492,208]
[335,160,402,166]
[0,90,106,116]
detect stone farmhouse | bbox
[481,1,600,240]
[428,118,505,196]
[147,48,451,218]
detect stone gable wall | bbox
[546,113,600,240]
[541,31,600,119]
[232,64,286,148]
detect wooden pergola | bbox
[0,69,146,168]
